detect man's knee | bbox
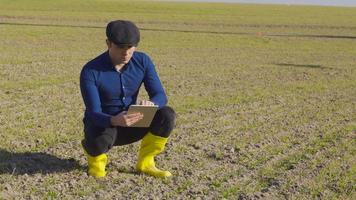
[150,106,176,138]
[83,128,117,156]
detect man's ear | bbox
[106,39,111,48]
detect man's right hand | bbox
[110,111,143,127]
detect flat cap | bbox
[106,20,140,47]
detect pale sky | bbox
[173,0,356,7]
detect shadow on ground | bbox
[0,149,82,175]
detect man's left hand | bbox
[140,100,155,106]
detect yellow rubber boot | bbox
[83,148,107,178]
[136,133,172,178]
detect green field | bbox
[0,0,355,199]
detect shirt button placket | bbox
[120,74,126,102]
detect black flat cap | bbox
[106,20,140,47]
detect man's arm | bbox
[80,68,113,128]
[142,55,168,107]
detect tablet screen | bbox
[127,105,158,127]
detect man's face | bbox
[107,40,136,65]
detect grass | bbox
[0,0,355,199]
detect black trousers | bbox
[82,106,176,156]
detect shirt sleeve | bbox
[143,55,168,107]
[80,67,112,128]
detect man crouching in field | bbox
[80,20,176,178]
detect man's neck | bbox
[114,64,125,72]
[108,51,125,71]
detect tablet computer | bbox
[127,105,158,127]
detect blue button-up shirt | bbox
[80,51,167,128]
